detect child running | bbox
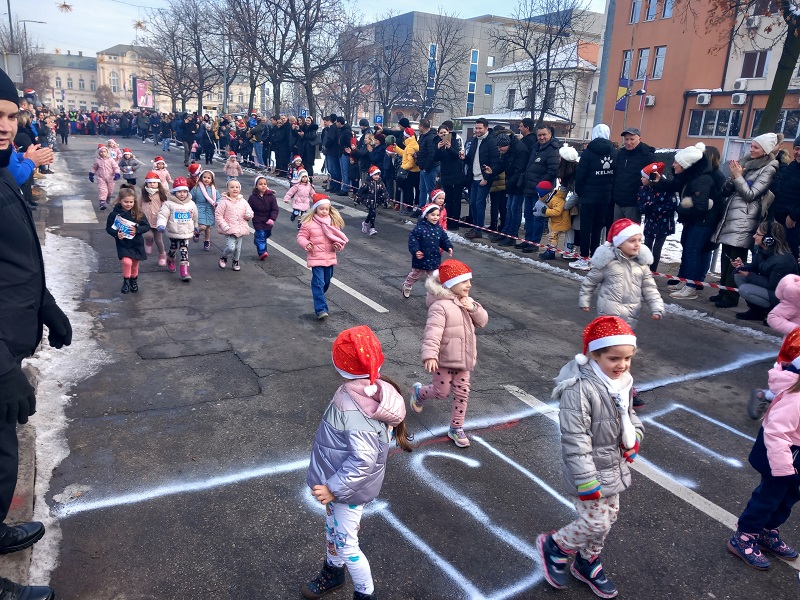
[356,165,388,236]
[537,315,643,599]
[107,138,121,160]
[288,155,304,183]
[296,194,348,319]
[215,178,254,272]
[186,163,202,190]
[403,203,453,298]
[118,148,142,186]
[410,259,488,448]
[152,156,172,192]
[248,175,278,260]
[728,326,800,570]
[157,177,198,281]
[224,151,243,180]
[191,169,221,251]
[105,184,150,294]
[89,143,121,210]
[301,325,412,600]
[141,172,168,266]
[430,189,448,230]
[284,169,313,228]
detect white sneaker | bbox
[569,258,591,271]
[361,222,368,234]
[667,281,685,292]
[369,228,377,236]
[402,285,412,298]
[670,285,698,299]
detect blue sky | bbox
[19,0,606,56]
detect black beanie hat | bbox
[399,117,410,128]
[0,69,19,106]
[794,136,800,148]
[359,118,369,128]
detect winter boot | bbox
[203,241,211,251]
[179,264,191,281]
[167,256,176,272]
[736,302,768,321]
[758,528,799,560]
[99,200,107,210]
[353,592,377,600]
[540,249,556,260]
[0,576,54,600]
[727,530,771,570]
[570,552,618,598]
[121,278,130,294]
[300,561,346,599]
[537,533,572,589]
[128,277,139,293]
[158,252,167,267]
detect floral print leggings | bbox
[553,494,620,560]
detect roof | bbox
[44,53,97,70]
[459,110,571,123]
[487,42,597,76]
[98,44,139,57]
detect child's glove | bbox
[680,197,694,209]
[157,225,165,232]
[577,479,602,501]
[113,173,121,181]
[266,219,274,226]
[88,172,94,182]
[621,439,640,463]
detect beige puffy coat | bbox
[157,196,199,239]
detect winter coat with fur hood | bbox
[306,379,406,505]
[714,153,779,248]
[553,360,644,496]
[156,194,198,239]
[215,194,254,237]
[421,274,489,371]
[579,243,664,327]
[767,274,800,336]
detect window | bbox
[651,46,667,79]
[466,49,479,116]
[636,48,650,80]
[79,100,86,108]
[54,76,61,88]
[217,92,223,101]
[591,90,598,105]
[109,72,119,93]
[128,74,136,92]
[78,77,85,90]
[645,0,658,20]
[468,82,476,93]
[662,0,673,17]
[741,50,769,78]
[238,92,244,103]
[544,85,556,111]
[630,0,641,23]
[90,79,96,91]
[471,49,479,63]
[487,56,495,67]
[621,50,632,80]
[507,88,516,109]
[484,84,492,95]
[751,109,800,137]
[687,109,743,137]
[67,76,73,89]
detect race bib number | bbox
[174,210,192,222]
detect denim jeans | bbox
[325,154,341,192]
[469,181,490,230]
[339,155,351,193]
[254,228,271,255]
[419,169,438,208]
[161,136,170,151]
[679,223,715,289]
[254,142,264,167]
[523,194,546,243]
[503,194,524,238]
[311,265,334,314]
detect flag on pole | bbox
[638,75,648,111]
[615,78,632,111]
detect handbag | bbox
[396,167,409,181]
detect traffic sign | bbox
[300,109,307,118]
[375,115,383,124]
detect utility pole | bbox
[222,33,228,115]
[6,0,14,52]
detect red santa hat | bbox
[421,203,440,218]
[575,316,637,366]
[144,171,161,183]
[368,165,381,176]
[607,218,643,247]
[403,127,415,138]
[229,151,237,157]
[172,177,189,192]
[641,162,666,178]
[122,148,132,155]
[385,144,396,155]
[437,259,472,289]
[153,156,166,166]
[187,163,202,177]
[777,327,800,369]
[292,155,303,163]
[331,325,385,397]
[430,189,445,203]
[97,144,108,153]
[311,192,331,212]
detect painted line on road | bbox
[267,240,389,313]
[61,198,98,223]
[504,383,800,571]
[637,350,776,392]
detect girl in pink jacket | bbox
[410,259,489,448]
[283,169,313,228]
[729,326,800,571]
[223,152,243,179]
[296,194,348,319]
[215,178,254,272]
[89,144,121,209]
[151,156,172,192]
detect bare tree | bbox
[490,0,592,127]
[95,84,115,109]
[137,12,195,111]
[366,12,415,123]
[317,14,371,123]
[0,18,50,94]
[172,0,222,113]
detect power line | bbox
[107,0,163,8]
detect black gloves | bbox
[0,366,36,424]
[42,303,72,349]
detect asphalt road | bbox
[29,136,798,600]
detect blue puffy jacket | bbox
[409,219,452,271]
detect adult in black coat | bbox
[271,117,292,177]
[416,119,440,207]
[0,71,66,600]
[434,124,466,230]
[464,118,500,237]
[335,117,354,194]
[296,121,319,176]
[768,137,800,257]
[574,124,617,260]
[521,126,560,247]
[179,114,198,166]
[349,118,373,185]
[613,127,656,222]
[493,133,529,245]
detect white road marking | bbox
[267,240,389,313]
[61,198,98,223]
[637,350,776,392]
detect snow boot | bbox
[179,264,191,281]
[120,278,130,294]
[728,530,771,570]
[158,252,167,267]
[540,249,556,260]
[758,528,799,560]
[537,533,572,589]
[353,592,377,600]
[300,561,346,599]
[128,277,139,293]
[167,256,176,272]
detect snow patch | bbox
[26,232,109,585]
[664,303,782,344]
[34,154,80,197]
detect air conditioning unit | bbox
[746,15,762,28]
[733,78,748,91]
[696,93,712,105]
[732,93,748,105]
[644,95,656,106]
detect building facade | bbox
[44,51,98,112]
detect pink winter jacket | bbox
[154,166,172,190]
[141,192,164,228]
[91,155,121,181]
[297,217,347,267]
[215,194,254,237]
[421,274,489,372]
[223,158,243,177]
[767,274,800,337]
[764,365,800,476]
[284,181,314,211]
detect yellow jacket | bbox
[544,187,572,233]
[396,135,420,172]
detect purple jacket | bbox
[307,379,406,505]
[248,190,279,230]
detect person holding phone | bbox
[434,121,466,230]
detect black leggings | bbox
[400,171,420,209]
[365,202,377,227]
[168,238,189,264]
[579,204,606,259]
[645,234,666,271]
[443,184,462,230]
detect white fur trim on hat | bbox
[752,132,778,155]
[311,197,331,212]
[674,142,706,169]
[792,356,800,371]
[442,272,472,289]
[587,334,637,352]
[430,189,445,202]
[254,174,267,187]
[172,185,189,192]
[612,223,642,247]
[421,204,440,218]
[145,176,161,183]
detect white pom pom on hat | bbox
[674,142,706,169]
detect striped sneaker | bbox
[409,382,423,413]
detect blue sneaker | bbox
[410,382,423,413]
[570,552,618,598]
[728,530,771,570]
[537,533,572,590]
[759,528,798,560]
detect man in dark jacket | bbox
[321,114,341,193]
[519,118,537,154]
[464,118,500,238]
[336,117,354,195]
[613,127,656,222]
[769,136,800,257]
[0,68,65,600]
[520,125,561,248]
[179,113,198,166]
[494,133,530,246]
[249,116,268,169]
[349,118,373,189]
[416,118,439,209]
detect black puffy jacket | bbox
[575,137,617,205]
[769,160,800,225]
[523,138,561,195]
[416,129,439,172]
[613,141,656,207]
[741,247,800,306]
[499,136,529,195]
[653,155,715,225]
[434,135,465,187]
[465,133,501,185]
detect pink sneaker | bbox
[259,251,269,260]
[157,252,167,267]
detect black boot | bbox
[736,303,767,321]
[0,575,54,600]
[0,522,45,554]
[129,277,139,293]
[300,561,346,599]
[354,592,377,600]
[121,278,130,294]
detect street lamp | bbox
[19,19,46,43]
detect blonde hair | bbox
[300,203,345,228]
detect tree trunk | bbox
[272,79,282,116]
[249,82,257,113]
[756,19,800,135]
